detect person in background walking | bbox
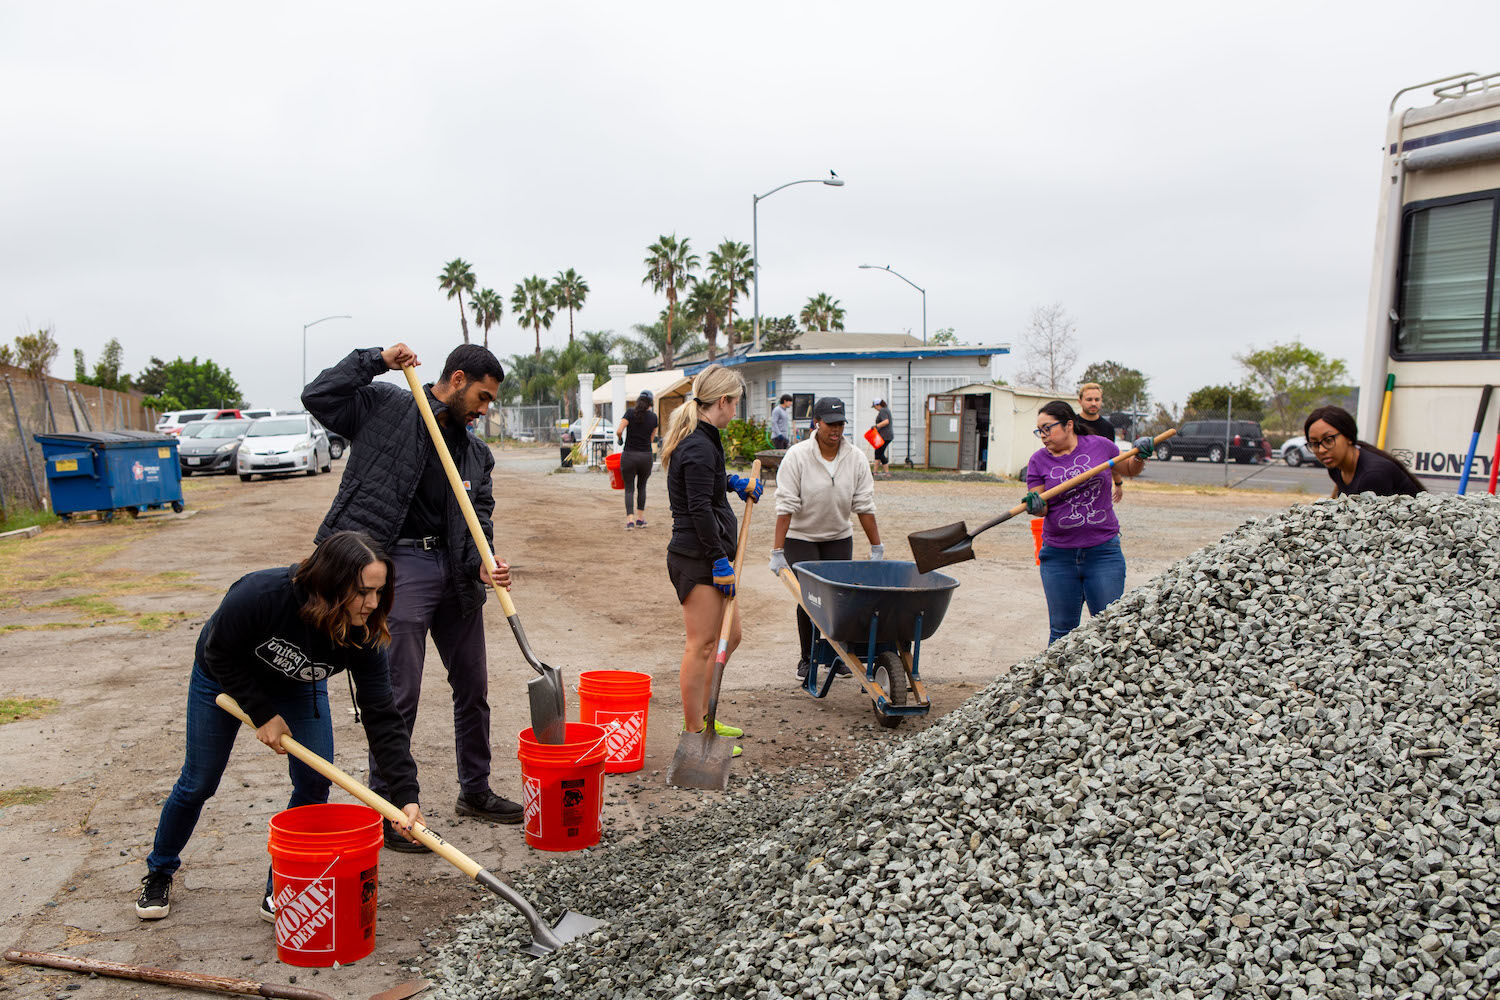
[870,398,893,478]
[768,396,882,681]
[136,531,424,923]
[1074,383,1124,503]
[663,364,762,749]
[303,342,520,852]
[1305,405,1424,498]
[1025,400,1152,644]
[769,393,794,450]
[615,389,659,530]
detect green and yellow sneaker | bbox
[680,720,742,756]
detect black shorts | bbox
[666,550,714,605]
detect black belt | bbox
[394,536,444,551]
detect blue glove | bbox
[727,474,762,503]
[1132,435,1154,459]
[712,557,736,597]
[1023,490,1046,516]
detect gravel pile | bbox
[433,493,1500,999]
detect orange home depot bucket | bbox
[576,670,653,774]
[1030,517,1044,566]
[605,452,624,489]
[516,722,608,852]
[266,803,383,968]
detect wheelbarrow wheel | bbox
[872,651,908,729]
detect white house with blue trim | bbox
[678,333,1009,466]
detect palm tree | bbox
[507,349,561,405]
[511,276,556,357]
[684,278,730,360]
[438,258,477,343]
[468,288,504,350]
[707,241,752,350]
[627,320,705,372]
[550,269,589,346]
[800,292,846,332]
[641,234,699,368]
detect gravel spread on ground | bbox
[432,493,1500,999]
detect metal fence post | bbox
[1224,397,1233,487]
[5,375,44,508]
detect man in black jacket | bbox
[303,342,520,849]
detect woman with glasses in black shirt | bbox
[1304,406,1424,498]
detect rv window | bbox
[1396,195,1497,357]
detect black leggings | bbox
[873,441,890,464]
[784,535,854,663]
[620,450,653,516]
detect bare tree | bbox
[1015,304,1079,393]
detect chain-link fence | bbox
[493,404,562,442]
[1,367,160,515]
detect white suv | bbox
[155,410,215,435]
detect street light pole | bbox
[858,264,927,344]
[752,173,845,352]
[302,315,353,391]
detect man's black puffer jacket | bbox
[302,347,495,620]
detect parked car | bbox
[240,408,280,421]
[236,415,333,481]
[1280,436,1316,467]
[1155,420,1269,464]
[279,409,346,458]
[563,416,611,442]
[177,419,252,475]
[155,409,215,435]
[208,409,243,420]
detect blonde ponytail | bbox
[660,364,745,470]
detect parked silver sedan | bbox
[1281,436,1317,467]
[237,415,333,482]
[178,419,252,475]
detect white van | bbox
[155,410,215,435]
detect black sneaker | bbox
[832,661,852,677]
[383,819,431,853]
[135,871,171,920]
[796,660,810,680]
[259,892,275,924]
[456,789,524,825]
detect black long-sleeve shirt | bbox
[196,565,421,807]
[666,421,738,564]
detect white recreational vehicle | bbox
[1359,71,1500,482]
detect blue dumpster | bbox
[33,431,185,522]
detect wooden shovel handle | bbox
[400,366,516,618]
[3,950,336,1000]
[704,460,760,725]
[214,693,484,880]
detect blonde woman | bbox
[661,365,762,746]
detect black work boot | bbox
[455,789,524,825]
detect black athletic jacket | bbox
[667,421,738,564]
[302,347,494,620]
[197,566,420,807]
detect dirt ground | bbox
[0,446,1301,999]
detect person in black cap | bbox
[769,396,883,680]
[615,390,659,529]
[870,398,894,478]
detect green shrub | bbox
[723,418,771,464]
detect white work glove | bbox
[769,548,789,576]
[869,544,885,561]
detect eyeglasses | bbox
[1033,421,1061,438]
[1307,432,1341,451]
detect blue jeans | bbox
[1038,536,1126,643]
[146,661,333,882]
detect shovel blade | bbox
[520,910,608,958]
[665,730,736,791]
[526,669,567,745]
[907,521,976,574]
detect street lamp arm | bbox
[755,177,843,202]
[304,314,353,331]
[858,264,924,295]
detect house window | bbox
[767,379,777,399]
[792,393,814,420]
[1396,192,1499,357]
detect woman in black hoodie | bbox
[136,531,424,923]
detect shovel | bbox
[666,460,760,792]
[3,949,348,1000]
[216,694,602,957]
[402,366,566,744]
[908,429,1176,574]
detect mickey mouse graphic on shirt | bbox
[1045,451,1111,528]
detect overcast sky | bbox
[4,1,1499,410]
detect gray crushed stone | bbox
[431,493,1500,999]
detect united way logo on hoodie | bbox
[256,637,334,681]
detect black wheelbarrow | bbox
[777,561,960,728]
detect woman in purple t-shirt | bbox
[1024,401,1152,643]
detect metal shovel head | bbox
[526,667,566,745]
[665,729,736,791]
[908,521,976,574]
[520,909,608,958]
